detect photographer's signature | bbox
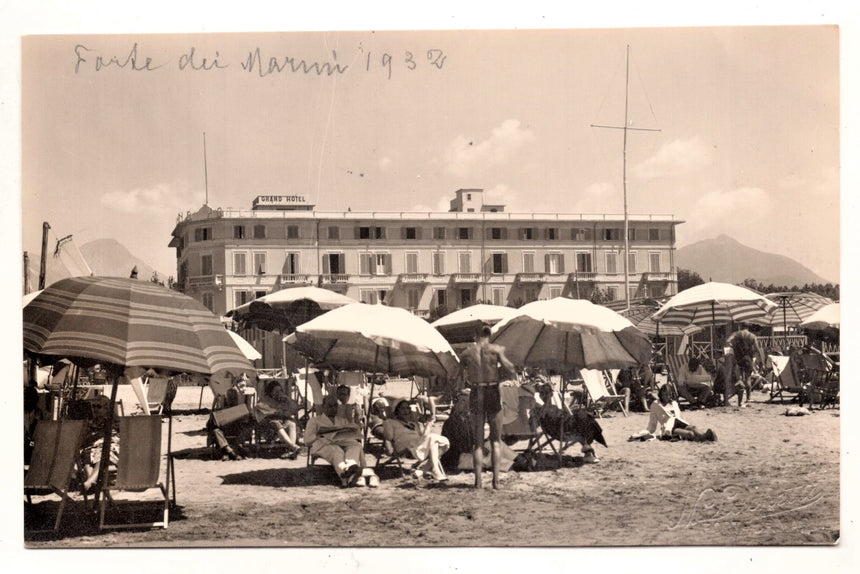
[670,484,824,529]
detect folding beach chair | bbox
[99,415,170,530]
[499,384,546,469]
[664,355,691,407]
[145,377,170,415]
[24,419,88,533]
[580,369,628,418]
[768,354,806,405]
[795,349,836,409]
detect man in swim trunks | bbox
[456,325,516,489]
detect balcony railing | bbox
[321,274,350,284]
[411,309,431,319]
[516,272,546,283]
[187,275,218,287]
[567,271,596,282]
[277,274,312,284]
[644,272,673,282]
[398,273,430,284]
[452,273,482,284]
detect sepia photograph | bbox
[4,3,857,572]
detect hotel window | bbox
[549,286,562,299]
[322,253,344,275]
[432,252,446,275]
[491,253,508,274]
[360,289,378,305]
[405,252,419,274]
[233,225,245,239]
[649,252,661,273]
[545,228,559,240]
[234,252,247,276]
[522,288,537,303]
[378,290,388,303]
[606,286,619,301]
[466,193,472,200]
[572,227,592,242]
[234,290,250,308]
[628,228,637,241]
[360,253,391,275]
[201,292,214,311]
[374,226,386,239]
[605,252,618,275]
[286,225,298,239]
[490,227,506,240]
[255,290,267,300]
[359,226,371,239]
[629,286,638,301]
[194,226,213,241]
[458,252,471,273]
[284,252,300,274]
[546,253,564,274]
[254,225,266,239]
[520,227,535,240]
[457,227,472,240]
[435,289,446,308]
[403,227,419,240]
[602,228,621,241]
[576,252,593,273]
[649,228,660,241]
[522,252,535,273]
[253,253,267,275]
[406,289,420,309]
[328,226,340,240]
[201,254,213,276]
[460,289,472,307]
[627,252,636,274]
[492,287,505,306]
[433,227,446,240]
[375,253,390,275]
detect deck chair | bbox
[795,350,835,409]
[99,415,169,530]
[580,369,628,418]
[768,354,806,405]
[499,385,546,468]
[24,419,88,532]
[146,378,170,415]
[664,355,692,407]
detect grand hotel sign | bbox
[252,195,313,210]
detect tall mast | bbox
[591,45,660,311]
[38,221,50,290]
[203,132,209,206]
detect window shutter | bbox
[416,227,422,240]
[401,227,408,239]
[558,255,565,274]
[322,255,330,274]
[354,226,361,239]
[338,254,345,273]
[502,254,508,274]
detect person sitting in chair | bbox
[677,357,714,409]
[207,373,255,461]
[532,383,606,463]
[305,395,376,488]
[253,381,303,459]
[382,399,449,482]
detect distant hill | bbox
[675,235,831,287]
[80,239,171,283]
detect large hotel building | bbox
[170,189,683,322]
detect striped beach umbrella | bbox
[490,298,652,373]
[652,282,778,359]
[228,286,357,333]
[800,302,840,331]
[24,276,253,375]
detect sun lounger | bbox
[580,369,628,418]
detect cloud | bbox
[411,195,452,212]
[632,137,713,180]
[444,119,535,177]
[566,181,618,213]
[681,186,774,238]
[101,181,203,216]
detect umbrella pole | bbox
[95,365,120,505]
[363,347,381,444]
[710,302,716,363]
[782,300,788,351]
[558,375,566,468]
[304,358,310,418]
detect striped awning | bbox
[24,276,254,375]
[652,282,778,327]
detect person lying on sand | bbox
[633,385,717,442]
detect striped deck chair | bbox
[24,419,88,533]
[581,369,627,418]
[768,354,805,405]
[99,415,170,530]
[664,355,692,407]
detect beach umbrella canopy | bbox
[620,304,702,337]
[489,298,652,372]
[227,285,357,333]
[652,282,778,327]
[284,303,460,379]
[24,276,254,375]
[430,303,520,344]
[799,303,840,331]
[227,330,262,361]
[746,292,833,329]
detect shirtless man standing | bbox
[457,325,516,489]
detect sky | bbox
[17,24,841,283]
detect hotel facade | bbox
[169,189,683,319]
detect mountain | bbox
[80,239,171,283]
[675,235,832,287]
